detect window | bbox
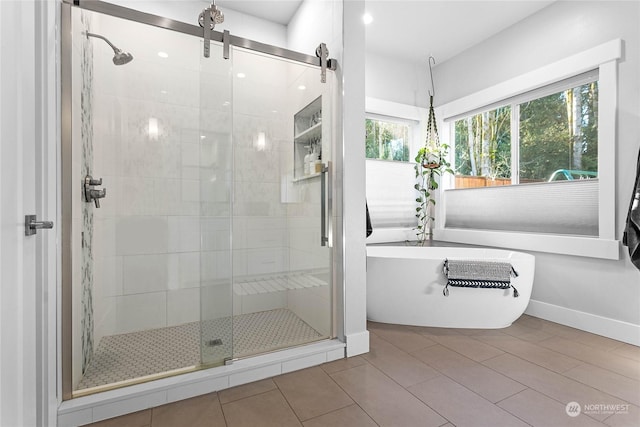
[454,105,512,187]
[453,76,598,188]
[363,99,425,242]
[436,39,621,259]
[520,81,598,183]
[365,117,410,162]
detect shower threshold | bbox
[75,308,323,395]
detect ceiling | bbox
[217,0,554,65]
[364,1,555,64]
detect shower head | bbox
[86,32,133,65]
[112,50,134,66]
[199,0,224,30]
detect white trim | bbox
[597,59,617,240]
[41,0,60,424]
[58,340,345,426]
[345,330,369,357]
[439,39,622,120]
[436,39,622,258]
[342,0,368,367]
[436,228,619,260]
[525,300,640,346]
[366,97,426,122]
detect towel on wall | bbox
[443,259,519,297]
[366,202,373,238]
[623,147,640,271]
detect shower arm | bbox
[86,32,120,53]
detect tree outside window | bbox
[365,118,410,162]
[454,81,598,188]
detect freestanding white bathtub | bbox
[366,246,535,329]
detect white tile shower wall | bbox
[229,51,293,319]
[89,12,233,341]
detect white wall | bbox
[290,0,369,355]
[435,1,640,332]
[367,1,640,337]
[1,0,57,425]
[365,52,430,108]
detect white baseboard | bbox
[525,300,640,346]
[345,330,370,357]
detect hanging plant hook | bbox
[427,55,436,99]
[413,54,452,245]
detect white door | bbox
[0,1,57,425]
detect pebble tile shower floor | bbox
[78,308,323,390]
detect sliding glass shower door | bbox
[65,2,334,398]
[68,7,233,394]
[227,49,333,359]
[198,44,234,367]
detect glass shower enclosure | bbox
[62,2,335,398]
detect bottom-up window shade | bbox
[366,160,417,228]
[444,180,599,236]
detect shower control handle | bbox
[89,188,106,208]
[84,175,107,208]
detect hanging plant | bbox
[414,57,452,244]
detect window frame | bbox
[436,39,621,259]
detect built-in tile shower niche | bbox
[67,7,334,397]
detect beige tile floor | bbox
[85,315,640,427]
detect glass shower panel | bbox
[230,49,333,358]
[199,43,234,367]
[69,7,232,394]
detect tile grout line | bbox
[471,334,588,375]
[220,386,279,407]
[363,334,476,426]
[480,352,634,424]
[271,372,306,425]
[215,392,230,427]
[415,322,636,425]
[370,327,534,413]
[536,337,640,381]
[557,361,640,405]
[322,363,383,427]
[401,375,456,426]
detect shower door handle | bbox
[320,162,330,246]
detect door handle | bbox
[25,215,54,236]
[320,162,329,246]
